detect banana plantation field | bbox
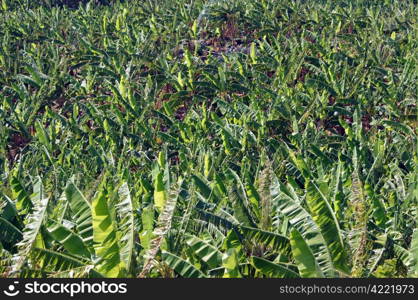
[0,0,417,278]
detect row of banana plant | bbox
[0,0,417,277]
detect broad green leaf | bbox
[161,251,206,278]
[0,216,22,245]
[11,177,32,214]
[409,229,418,277]
[66,181,92,244]
[185,234,222,269]
[290,229,323,278]
[154,172,167,213]
[11,178,49,276]
[306,181,350,274]
[140,205,155,251]
[47,221,91,259]
[222,248,241,278]
[92,183,124,277]
[273,178,334,276]
[241,226,291,257]
[116,182,136,273]
[251,256,300,278]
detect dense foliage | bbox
[0,0,417,278]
